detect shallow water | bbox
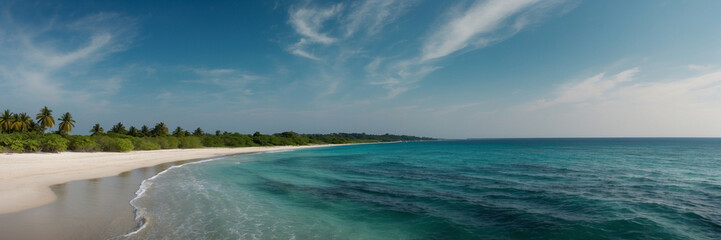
[0,160,192,240]
[121,139,721,239]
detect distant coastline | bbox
[1,107,433,153]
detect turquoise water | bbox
[122,139,721,239]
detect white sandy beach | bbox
[0,145,332,215]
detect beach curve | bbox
[0,145,334,215]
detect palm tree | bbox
[0,110,13,133]
[128,126,139,137]
[110,122,127,135]
[172,126,185,137]
[193,128,204,136]
[13,113,32,132]
[90,123,104,136]
[29,121,42,132]
[140,125,150,137]
[35,106,55,133]
[58,112,76,134]
[152,122,169,137]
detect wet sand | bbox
[0,146,337,239]
[0,146,332,215]
[0,162,183,239]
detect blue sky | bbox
[1,0,721,138]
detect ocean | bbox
[118,139,721,239]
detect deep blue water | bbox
[122,139,721,239]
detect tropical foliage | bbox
[0,107,433,153]
[90,124,104,136]
[13,113,32,132]
[35,106,55,133]
[58,112,76,134]
[0,110,13,133]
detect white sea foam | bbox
[121,147,314,238]
[122,156,229,237]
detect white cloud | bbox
[88,77,124,95]
[184,67,263,89]
[289,4,342,45]
[286,4,344,62]
[286,1,412,63]
[508,68,721,137]
[344,0,410,37]
[364,57,383,74]
[363,0,573,99]
[291,48,323,62]
[369,62,441,99]
[687,64,714,71]
[421,0,542,61]
[420,0,577,62]
[0,11,137,107]
[525,67,640,110]
[283,0,421,99]
[194,68,236,76]
[283,0,573,101]
[27,33,112,68]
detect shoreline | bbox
[0,145,337,215]
[125,155,229,238]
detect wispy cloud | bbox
[687,64,715,71]
[524,67,640,110]
[289,3,343,45]
[368,60,441,99]
[434,101,487,115]
[282,0,574,101]
[286,1,411,62]
[287,3,343,61]
[185,67,263,92]
[366,0,574,99]
[0,11,137,108]
[344,0,410,37]
[283,0,421,99]
[421,0,541,61]
[290,48,323,62]
[511,68,721,137]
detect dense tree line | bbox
[0,107,433,153]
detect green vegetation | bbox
[0,107,434,153]
[57,112,76,134]
[36,106,55,133]
[67,135,98,152]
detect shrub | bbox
[155,136,179,149]
[95,136,135,152]
[178,136,203,148]
[40,134,69,152]
[114,138,135,152]
[94,136,112,150]
[201,135,224,147]
[68,135,99,152]
[226,134,255,147]
[252,135,272,146]
[0,133,41,152]
[132,138,161,150]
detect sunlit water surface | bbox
[121,139,721,239]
